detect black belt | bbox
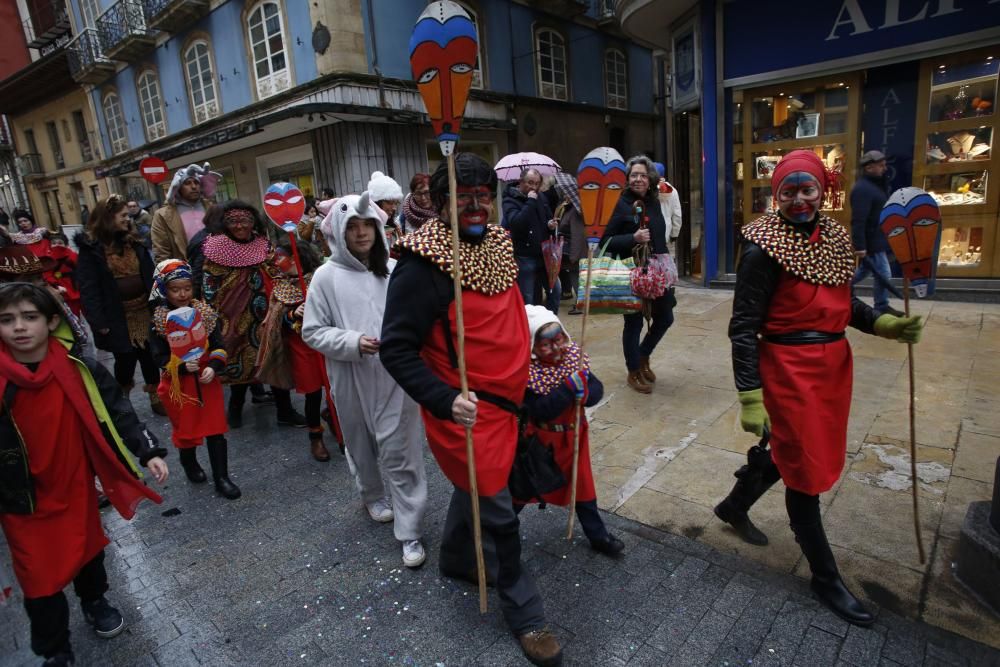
[761,331,845,345]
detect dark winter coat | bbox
[502,184,553,259]
[187,228,209,299]
[850,174,890,254]
[600,188,670,259]
[74,233,155,354]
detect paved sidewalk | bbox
[569,284,1000,650]
[1,361,998,665]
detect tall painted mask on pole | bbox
[409,1,478,157]
[263,182,306,233]
[577,147,627,242]
[879,187,942,297]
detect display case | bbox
[914,48,1000,277]
[736,73,861,232]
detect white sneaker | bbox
[402,540,426,568]
[365,498,394,523]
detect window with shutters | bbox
[184,40,220,124]
[535,28,567,101]
[136,69,167,141]
[247,1,291,99]
[605,49,627,110]
[102,91,129,155]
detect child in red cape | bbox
[43,233,82,316]
[0,282,168,666]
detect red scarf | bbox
[0,339,161,519]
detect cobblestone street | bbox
[3,286,1000,665]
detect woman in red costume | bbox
[717,149,923,626]
[43,232,81,316]
[380,153,561,667]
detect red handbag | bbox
[629,201,667,299]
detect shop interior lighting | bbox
[938,64,946,69]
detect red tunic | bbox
[759,274,852,495]
[157,369,227,448]
[44,246,82,316]
[0,382,108,598]
[420,288,529,496]
[287,330,326,394]
[524,407,596,506]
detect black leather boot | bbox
[206,436,241,499]
[178,447,207,483]
[791,518,875,626]
[714,440,781,545]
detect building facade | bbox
[617,0,1000,289]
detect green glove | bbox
[738,388,770,437]
[874,313,923,344]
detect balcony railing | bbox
[19,153,44,176]
[67,29,115,85]
[143,0,210,33]
[24,0,71,49]
[97,0,156,61]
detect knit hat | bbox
[366,171,403,203]
[0,245,55,277]
[149,258,193,302]
[771,150,828,192]
[652,162,666,179]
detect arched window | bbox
[604,49,627,110]
[136,69,167,141]
[247,1,291,99]
[184,40,220,124]
[455,1,486,88]
[102,91,129,155]
[535,28,567,101]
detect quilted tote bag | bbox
[575,243,642,315]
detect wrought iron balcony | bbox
[97,0,156,61]
[18,153,44,177]
[143,0,210,33]
[67,29,115,85]
[534,0,589,18]
[24,0,71,49]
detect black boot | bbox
[274,388,307,427]
[227,398,243,429]
[714,440,781,546]
[178,447,207,483]
[788,493,874,626]
[206,436,241,499]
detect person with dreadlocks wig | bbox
[380,153,561,667]
[719,149,924,627]
[201,200,307,429]
[148,259,238,499]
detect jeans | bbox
[622,290,676,371]
[23,550,108,658]
[515,255,560,315]
[851,251,891,314]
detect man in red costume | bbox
[716,149,923,626]
[380,153,561,667]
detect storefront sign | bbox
[724,0,1000,82]
[671,19,700,111]
[862,62,919,193]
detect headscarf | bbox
[771,150,829,193]
[149,259,192,302]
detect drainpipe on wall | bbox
[366,0,387,109]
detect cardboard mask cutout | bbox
[166,306,207,363]
[263,182,306,233]
[409,1,478,157]
[879,187,942,298]
[577,147,627,242]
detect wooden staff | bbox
[566,242,595,539]
[902,277,926,564]
[446,154,488,613]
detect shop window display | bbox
[928,60,997,122]
[926,127,992,163]
[938,226,984,267]
[923,170,988,206]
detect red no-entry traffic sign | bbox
[139,156,168,184]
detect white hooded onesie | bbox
[302,193,427,541]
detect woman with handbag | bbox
[599,155,677,394]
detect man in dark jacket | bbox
[502,168,559,314]
[850,150,902,317]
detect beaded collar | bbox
[202,234,269,267]
[528,343,589,395]
[740,213,855,286]
[11,229,45,245]
[270,272,313,306]
[396,219,518,295]
[152,299,218,337]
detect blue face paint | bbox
[776,171,822,223]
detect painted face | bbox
[225,213,254,241]
[0,301,59,363]
[879,187,942,297]
[263,182,306,233]
[165,279,193,309]
[532,323,569,365]
[409,1,478,156]
[776,171,822,223]
[447,185,492,238]
[273,248,297,275]
[344,217,377,260]
[15,217,33,231]
[577,147,627,242]
[165,306,207,363]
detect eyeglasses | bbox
[413,190,431,198]
[225,219,254,227]
[629,173,650,181]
